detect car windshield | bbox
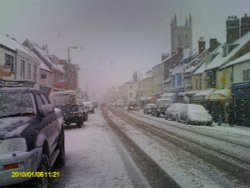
[0,92,35,118]
[53,94,79,106]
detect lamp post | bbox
[67,46,78,64]
[67,46,78,90]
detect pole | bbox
[67,47,71,64]
[66,46,78,90]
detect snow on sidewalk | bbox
[55,110,134,188]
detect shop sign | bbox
[0,65,12,77]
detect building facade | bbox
[0,34,40,87]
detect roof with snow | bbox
[193,62,206,75]
[0,33,33,56]
[205,31,250,71]
[182,48,192,59]
[221,51,250,69]
[23,39,65,73]
[170,64,186,75]
[161,52,178,63]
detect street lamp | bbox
[67,46,78,64]
[67,46,78,90]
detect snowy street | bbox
[52,109,148,188]
[52,108,250,188]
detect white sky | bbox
[0,0,249,100]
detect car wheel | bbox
[77,120,83,128]
[33,154,51,188]
[55,130,65,167]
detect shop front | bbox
[232,82,250,126]
[192,89,214,104]
[208,89,231,123]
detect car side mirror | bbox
[41,104,55,116]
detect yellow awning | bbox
[209,89,231,100]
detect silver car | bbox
[178,104,213,126]
[165,103,186,121]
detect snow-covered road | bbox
[104,107,250,188]
[52,108,250,188]
[52,109,148,188]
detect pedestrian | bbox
[227,103,234,126]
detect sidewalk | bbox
[212,122,250,136]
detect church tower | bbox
[171,13,193,53]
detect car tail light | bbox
[4,163,20,170]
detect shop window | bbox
[28,63,31,79]
[177,74,182,86]
[5,54,14,72]
[20,60,25,79]
[243,69,250,81]
[33,65,37,82]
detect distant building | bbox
[171,14,192,53]
[58,59,80,91]
[118,82,138,105]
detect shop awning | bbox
[185,90,198,96]
[193,89,214,101]
[232,82,250,99]
[208,89,231,100]
[140,96,153,101]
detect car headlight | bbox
[0,138,27,153]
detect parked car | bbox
[154,98,173,117]
[0,87,65,188]
[179,104,213,126]
[115,100,125,107]
[143,103,156,115]
[51,90,86,128]
[79,103,89,122]
[127,102,139,111]
[83,101,95,113]
[165,103,186,121]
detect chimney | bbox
[209,38,220,52]
[198,37,206,54]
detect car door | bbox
[40,93,61,159]
[35,93,58,160]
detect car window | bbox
[40,93,50,104]
[35,93,44,112]
[0,91,35,118]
